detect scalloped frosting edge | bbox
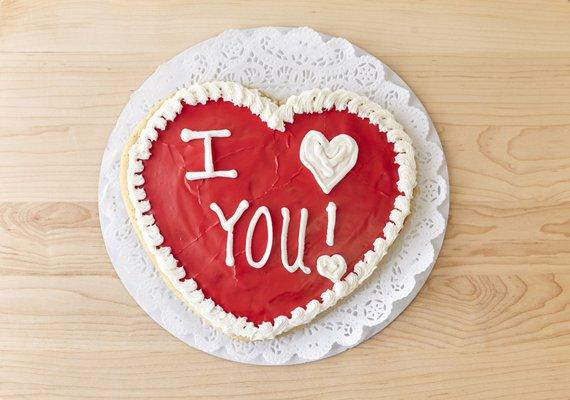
[123,81,416,341]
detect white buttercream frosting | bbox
[316,254,348,283]
[299,130,359,194]
[125,81,417,341]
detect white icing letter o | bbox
[245,206,273,269]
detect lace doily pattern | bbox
[99,27,449,364]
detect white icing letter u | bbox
[280,208,311,274]
[245,206,273,269]
[210,200,249,267]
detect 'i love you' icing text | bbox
[183,128,350,282]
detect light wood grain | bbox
[1,0,569,399]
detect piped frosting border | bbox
[122,81,416,341]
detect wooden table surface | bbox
[2,1,570,398]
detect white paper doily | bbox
[99,27,449,365]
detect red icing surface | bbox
[140,100,400,325]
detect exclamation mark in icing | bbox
[326,202,337,246]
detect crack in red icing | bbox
[140,100,400,325]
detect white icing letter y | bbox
[210,200,249,267]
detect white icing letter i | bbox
[281,208,311,274]
[210,200,249,267]
[181,129,238,180]
[326,202,337,246]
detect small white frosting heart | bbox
[316,254,348,283]
[300,130,358,194]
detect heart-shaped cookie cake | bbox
[120,81,416,341]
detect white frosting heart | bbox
[300,130,358,194]
[316,254,348,283]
